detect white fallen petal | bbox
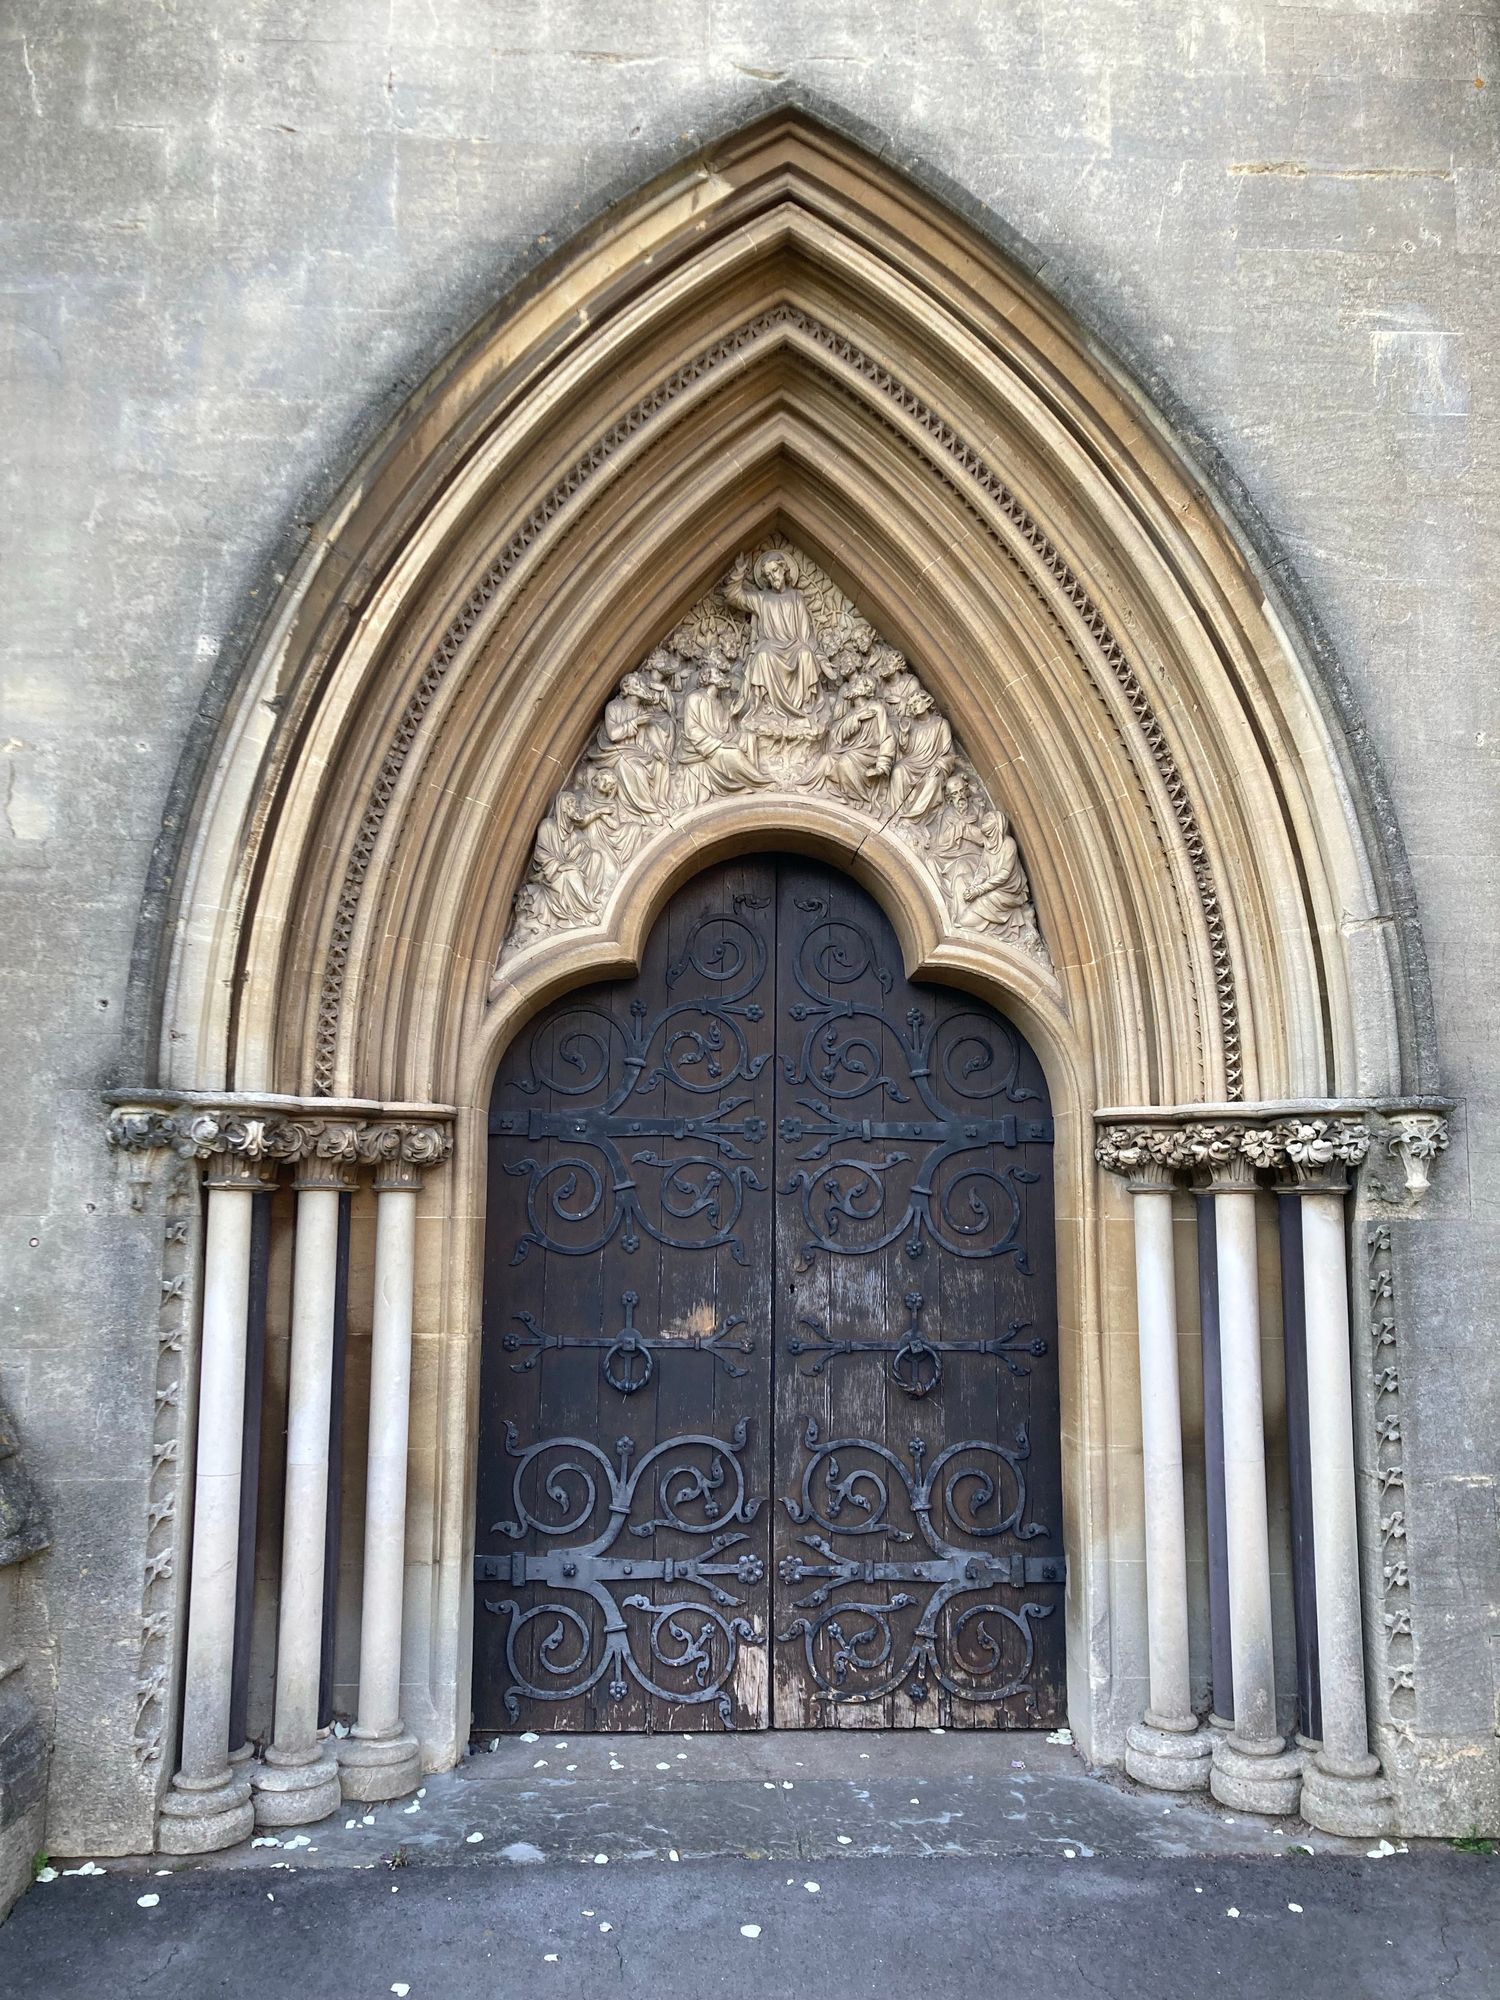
[836,1835,852,1846]
[346,1820,358,1830]
[763,1782,776,1791]
[250,1836,280,1849]
[392,1986,411,1997]
[34,1868,57,1884]
[1226,1907,1239,1919]
[804,1882,820,1894]
[136,1894,159,1909]
[582,1909,594,1918]
[362,1815,375,1826]
[593,1853,608,1864]
[1288,1903,1303,1914]
[782,1782,793,1791]
[490,1738,500,1751]
[909,1798,919,1806]
[404,1802,421,1814]
[544,1953,559,1962]
[740,1924,761,1939]
[520,1731,540,1743]
[656,1762,670,1771]
[566,1764,577,1772]
[1063,1849,1076,1859]
[534,1761,548,1770]
[154,1870,171,1877]
[417,1789,426,1798]
[598,1922,612,1933]
[467,1832,484,1844]
[332,1721,349,1738]
[668,1850,680,1862]
[1045,1728,1073,1745]
[283,1835,311,1850]
[1367,1838,1397,1858]
[859,1753,869,1760]
[609,1760,623,1772]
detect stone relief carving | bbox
[106,1107,454,1176]
[1366,1222,1417,1731]
[0,1392,48,1573]
[1383,1113,1449,1198]
[501,544,1045,964]
[1095,1115,1371,1182]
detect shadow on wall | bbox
[0,1395,49,1922]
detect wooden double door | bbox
[474,856,1064,1732]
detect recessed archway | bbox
[124,107,1436,1808]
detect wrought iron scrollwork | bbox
[776,1423,1062,1707]
[478,1424,764,1725]
[788,1291,1048,1398]
[779,914,1052,1266]
[505,1289,754,1394]
[492,910,771,1264]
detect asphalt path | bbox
[2,1850,1495,1999]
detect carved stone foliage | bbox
[1094,1115,1371,1183]
[1366,1223,1416,1735]
[106,1107,454,1177]
[500,543,1046,966]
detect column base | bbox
[157,1770,255,1855]
[253,1751,343,1828]
[1300,1755,1394,1839]
[1209,1735,1304,1816]
[1125,1718,1213,1792]
[338,1729,422,1803]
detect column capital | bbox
[360,1121,454,1191]
[1095,1110,1373,1191]
[105,1093,455,1187]
[1381,1112,1450,1198]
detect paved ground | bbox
[4,1736,1495,1997]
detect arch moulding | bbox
[122,109,1444,1782]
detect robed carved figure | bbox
[502,542,1046,966]
[725,550,828,733]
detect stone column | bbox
[252,1140,358,1828]
[1291,1153,1394,1837]
[158,1154,277,1854]
[338,1130,441,1802]
[1121,1160,1212,1791]
[1207,1149,1303,1815]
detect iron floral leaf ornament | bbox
[500,542,1048,966]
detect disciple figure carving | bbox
[503,541,1045,960]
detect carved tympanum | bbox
[501,544,1045,964]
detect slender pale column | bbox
[1209,1153,1303,1814]
[1295,1168,1394,1836]
[158,1155,275,1854]
[338,1145,424,1801]
[1123,1162,1212,1791]
[252,1152,354,1827]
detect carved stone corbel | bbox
[1382,1113,1449,1198]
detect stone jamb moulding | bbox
[105,1095,454,1849]
[1094,1101,1451,1830]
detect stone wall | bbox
[1,0,1496,1851]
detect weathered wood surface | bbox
[475,857,1061,1735]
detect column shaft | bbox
[1210,1173,1302,1814]
[253,1179,346,1826]
[338,1177,422,1801]
[1124,1177,1211,1791]
[158,1172,263,1853]
[1298,1185,1392,1835]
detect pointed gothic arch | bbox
[112,108,1448,1845]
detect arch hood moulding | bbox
[142,107,1430,1119]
